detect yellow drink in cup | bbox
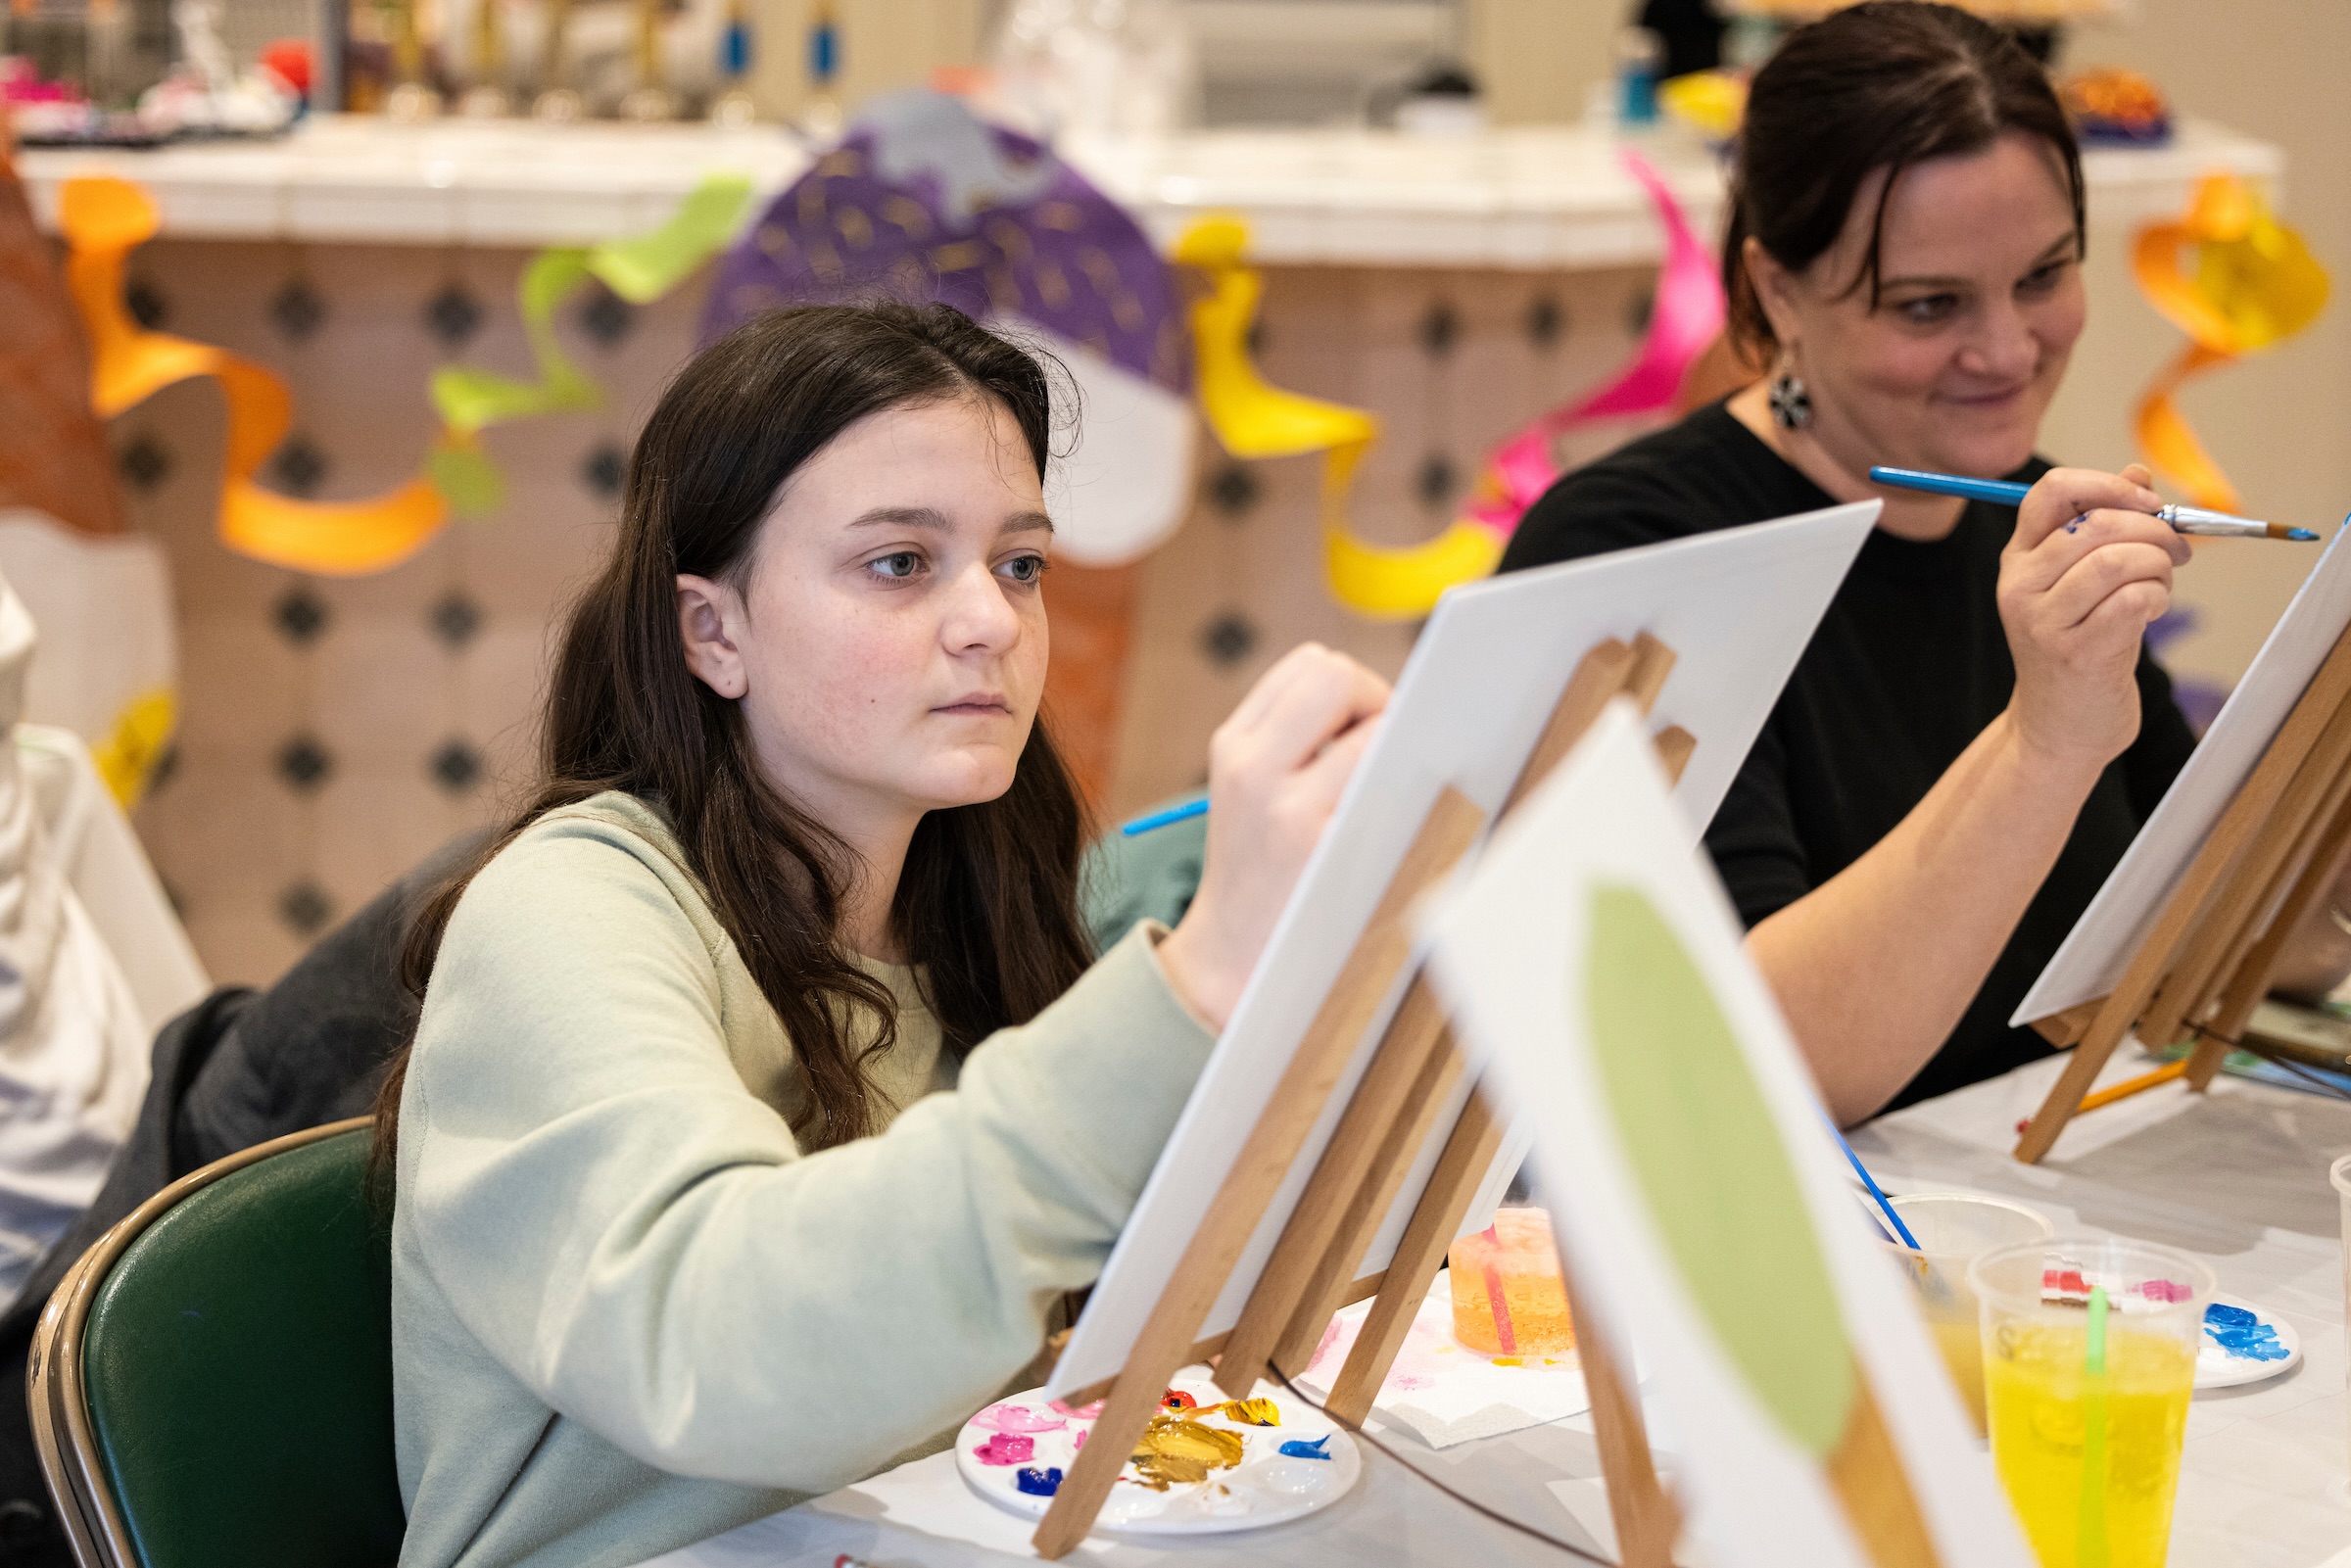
[1970,1239,2214,1568]
[1875,1193,2053,1435]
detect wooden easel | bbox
[2014,622,2351,1164]
[1033,634,1693,1564]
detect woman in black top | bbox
[1502,3,2351,1120]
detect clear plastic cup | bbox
[1970,1238,2215,1568]
[1874,1193,2054,1435]
[2330,1155,2351,1481]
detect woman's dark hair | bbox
[372,301,1092,1172]
[1722,0,2086,358]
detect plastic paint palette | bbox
[954,1375,1361,1534]
[2195,1294,2301,1390]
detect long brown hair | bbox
[1722,1,2086,358]
[374,301,1092,1167]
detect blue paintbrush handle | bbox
[1868,466,2031,506]
[1120,795,1209,836]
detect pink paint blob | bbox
[973,1433,1035,1466]
[971,1403,1067,1435]
[1047,1397,1102,1419]
[1073,1429,1087,1450]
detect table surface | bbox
[14,114,2280,265]
[637,1048,2351,1568]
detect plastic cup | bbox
[1874,1193,2054,1436]
[1970,1238,2214,1568]
[2329,1155,2351,1481]
[1447,1207,1575,1357]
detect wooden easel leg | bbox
[1032,788,1487,1557]
[1324,1081,1504,1426]
[1269,1015,1468,1376]
[2014,995,2137,1164]
[2190,776,2351,1090]
[1214,974,1456,1397]
[2136,693,2351,1054]
[1559,1263,1680,1568]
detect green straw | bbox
[2078,1284,2111,1568]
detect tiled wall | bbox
[113,238,1655,986]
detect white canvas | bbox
[1049,499,1880,1398]
[2016,525,2351,1025]
[1423,700,2034,1568]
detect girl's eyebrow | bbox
[846,506,1054,536]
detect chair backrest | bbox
[28,1117,406,1568]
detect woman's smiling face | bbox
[675,393,1051,839]
[1754,130,2087,481]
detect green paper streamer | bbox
[427,175,757,503]
[1583,879,1857,1456]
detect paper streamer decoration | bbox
[431,173,756,516]
[1178,216,1502,620]
[2131,172,2328,512]
[698,90,1192,568]
[1463,151,1726,540]
[60,176,449,577]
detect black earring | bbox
[1768,370,1812,431]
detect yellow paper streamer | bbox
[1177,216,1503,621]
[89,686,176,809]
[62,176,451,577]
[2130,173,2328,512]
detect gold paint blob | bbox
[1127,1412,1247,1491]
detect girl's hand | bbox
[1997,462,2189,775]
[1156,643,1389,1029]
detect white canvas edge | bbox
[2016,524,2351,1024]
[1048,500,1880,1399]
[1423,701,2034,1568]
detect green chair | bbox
[28,1117,406,1568]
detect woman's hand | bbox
[1156,643,1389,1029]
[1997,462,2189,775]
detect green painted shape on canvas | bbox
[1583,879,1855,1456]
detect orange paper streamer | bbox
[62,175,448,576]
[2130,173,2328,512]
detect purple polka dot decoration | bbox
[699,90,1187,394]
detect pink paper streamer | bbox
[1463,150,1728,537]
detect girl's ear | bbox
[677,574,748,699]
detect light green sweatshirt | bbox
[391,792,1217,1568]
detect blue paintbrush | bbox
[1121,795,1209,836]
[1869,465,2320,542]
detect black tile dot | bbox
[268,278,326,343]
[275,734,333,792]
[579,287,635,348]
[1625,289,1655,339]
[118,435,171,492]
[1200,611,1258,668]
[429,736,484,795]
[125,278,168,330]
[269,435,329,498]
[1524,295,1564,349]
[1417,301,1459,358]
[277,880,333,937]
[1208,463,1259,518]
[581,442,626,498]
[1244,318,1267,357]
[272,585,330,645]
[145,742,178,794]
[425,283,484,348]
[428,591,483,649]
[1415,452,1458,509]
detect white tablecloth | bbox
[641,1048,2351,1567]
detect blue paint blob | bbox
[1276,1436,1332,1460]
[1015,1466,1065,1497]
[2204,1303,2290,1361]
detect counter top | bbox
[14,113,2282,266]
